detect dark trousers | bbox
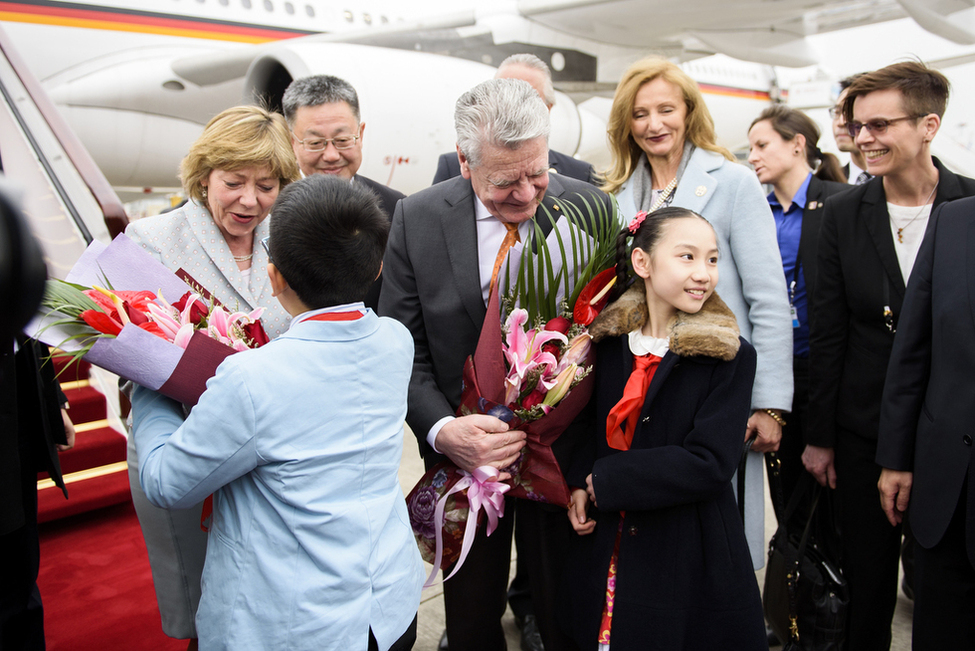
[0,455,44,651]
[368,615,417,651]
[442,497,579,651]
[835,428,900,651]
[506,515,533,620]
[773,358,840,559]
[912,474,975,650]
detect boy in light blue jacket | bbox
[133,174,423,651]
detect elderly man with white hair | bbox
[381,78,609,651]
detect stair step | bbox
[64,385,108,424]
[42,425,127,477]
[51,354,90,383]
[37,463,130,524]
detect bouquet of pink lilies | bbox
[408,193,620,584]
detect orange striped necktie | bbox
[489,222,521,293]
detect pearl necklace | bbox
[233,253,253,262]
[892,182,938,244]
[650,176,678,213]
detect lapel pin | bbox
[808,201,818,210]
[552,203,560,211]
[695,185,707,197]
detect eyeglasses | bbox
[261,236,272,263]
[293,132,359,152]
[847,115,924,138]
[828,106,843,119]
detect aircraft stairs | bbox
[37,354,130,523]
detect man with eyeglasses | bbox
[282,75,405,310]
[830,74,871,184]
[804,60,975,651]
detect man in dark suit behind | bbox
[432,53,598,187]
[381,78,607,651]
[282,75,406,311]
[0,189,71,650]
[877,195,975,649]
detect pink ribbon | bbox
[423,466,510,587]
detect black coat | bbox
[799,176,850,306]
[564,291,765,650]
[354,174,406,312]
[877,196,975,563]
[432,149,598,186]
[807,159,975,446]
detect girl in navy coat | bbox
[565,206,766,649]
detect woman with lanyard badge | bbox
[747,105,846,533]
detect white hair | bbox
[454,78,550,169]
[498,53,556,107]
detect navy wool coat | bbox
[563,289,766,650]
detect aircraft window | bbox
[284,1,294,13]
[241,0,251,8]
[363,13,372,24]
[306,5,315,17]
[263,0,272,10]
[343,10,353,22]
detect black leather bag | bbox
[763,455,849,650]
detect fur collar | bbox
[588,284,741,361]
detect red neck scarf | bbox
[605,354,662,450]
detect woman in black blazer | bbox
[805,61,975,650]
[747,105,848,533]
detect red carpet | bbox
[37,501,187,651]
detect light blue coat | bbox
[132,310,424,651]
[616,148,793,567]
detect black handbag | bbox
[763,454,849,650]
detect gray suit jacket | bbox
[379,173,609,464]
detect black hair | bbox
[268,175,388,309]
[610,206,713,301]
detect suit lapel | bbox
[185,202,267,310]
[671,150,717,215]
[860,181,906,297]
[440,180,486,327]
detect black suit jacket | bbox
[432,149,598,186]
[354,174,406,311]
[807,159,975,448]
[0,339,67,535]
[877,197,975,561]
[379,173,609,470]
[799,176,850,308]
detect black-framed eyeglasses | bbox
[847,115,924,138]
[292,132,360,152]
[261,236,272,263]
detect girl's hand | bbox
[569,488,595,535]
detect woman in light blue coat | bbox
[124,105,299,647]
[602,57,793,568]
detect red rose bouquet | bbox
[30,234,269,406]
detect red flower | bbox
[241,320,270,348]
[573,268,618,326]
[521,388,546,409]
[545,316,571,334]
[172,291,209,325]
[541,341,562,358]
[80,309,122,336]
[138,321,168,340]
